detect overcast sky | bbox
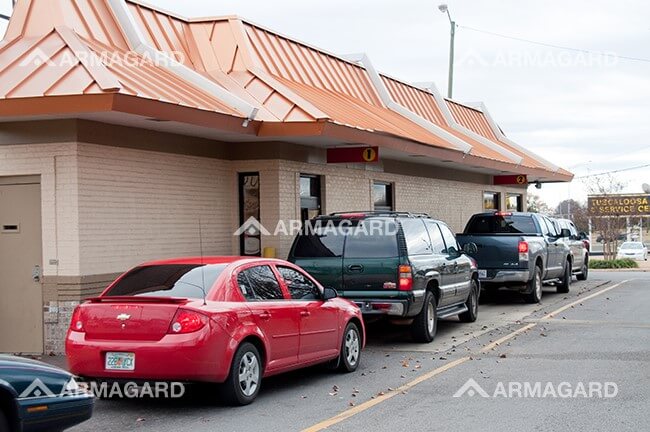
[1,0,648,208]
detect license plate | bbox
[478,270,487,279]
[105,352,135,371]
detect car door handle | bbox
[347,264,364,272]
[300,310,310,317]
[258,311,271,320]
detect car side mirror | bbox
[463,242,478,255]
[578,232,588,240]
[323,287,338,301]
[560,228,571,238]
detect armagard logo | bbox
[233,217,271,236]
[453,378,490,398]
[19,378,57,399]
[19,48,56,68]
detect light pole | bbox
[438,4,455,98]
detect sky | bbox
[1,0,649,209]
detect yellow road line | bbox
[301,357,469,432]
[303,279,629,431]
[540,280,629,320]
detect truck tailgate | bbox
[457,234,522,268]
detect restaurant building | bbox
[0,0,572,353]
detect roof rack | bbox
[327,211,431,218]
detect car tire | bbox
[0,410,9,432]
[459,279,479,323]
[411,291,437,343]
[576,260,589,281]
[523,265,543,304]
[556,261,571,293]
[337,322,361,373]
[220,342,262,406]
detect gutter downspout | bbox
[345,53,473,154]
[106,0,259,122]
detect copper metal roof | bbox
[0,0,571,181]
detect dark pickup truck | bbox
[456,212,572,303]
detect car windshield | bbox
[620,243,643,250]
[104,264,228,298]
[465,215,538,234]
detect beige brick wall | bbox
[76,143,235,276]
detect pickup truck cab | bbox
[456,212,572,303]
[551,217,589,281]
[288,212,480,343]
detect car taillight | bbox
[582,240,590,251]
[70,306,84,333]
[168,309,208,334]
[518,241,529,261]
[398,265,413,291]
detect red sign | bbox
[327,147,379,164]
[494,174,527,185]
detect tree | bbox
[554,199,589,233]
[527,193,551,214]
[583,174,628,260]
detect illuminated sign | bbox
[588,194,650,216]
[327,147,379,164]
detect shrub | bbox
[589,259,639,269]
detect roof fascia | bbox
[107,0,258,120]
[478,102,560,173]
[345,53,472,154]
[413,82,523,165]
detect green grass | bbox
[589,259,639,269]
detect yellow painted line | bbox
[301,357,470,432]
[479,323,537,354]
[541,280,629,321]
[303,279,630,431]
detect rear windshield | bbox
[292,226,345,258]
[465,215,538,234]
[104,264,228,298]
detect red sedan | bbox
[66,257,364,405]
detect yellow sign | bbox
[362,147,377,162]
[516,175,526,185]
[588,194,650,216]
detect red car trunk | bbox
[80,297,187,341]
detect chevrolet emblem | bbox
[116,313,131,321]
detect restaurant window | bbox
[238,172,261,256]
[483,191,501,211]
[506,193,523,212]
[373,182,394,211]
[300,174,321,222]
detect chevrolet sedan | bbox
[66,257,364,405]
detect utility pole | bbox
[438,4,456,98]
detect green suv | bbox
[288,212,480,342]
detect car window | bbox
[237,265,285,301]
[104,264,227,298]
[438,224,460,256]
[568,222,578,237]
[277,266,321,300]
[542,217,559,236]
[343,219,399,258]
[292,226,345,258]
[465,215,538,234]
[424,220,446,254]
[621,242,642,249]
[400,219,432,255]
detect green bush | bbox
[589,259,639,269]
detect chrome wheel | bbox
[345,328,360,366]
[472,288,478,315]
[426,301,435,334]
[238,352,260,397]
[535,272,542,299]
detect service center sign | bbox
[327,147,379,164]
[588,194,650,216]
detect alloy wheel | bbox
[238,352,260,397]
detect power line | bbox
[458,24,650,64]
[575,163,650,179]
[0,13,10,21]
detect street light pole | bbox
[438,4,455,98]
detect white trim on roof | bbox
[477,102,560,173]
[345,54,473,154]
[107,0,258,120]
[413,82,523,165]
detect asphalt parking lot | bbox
[61,271,649,432]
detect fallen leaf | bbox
[499,353,507,358]
[136,418,146,422]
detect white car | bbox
[616,242,648,261]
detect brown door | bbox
[0,179,43,353]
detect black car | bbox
[288,211,480,343]
[0,355,93,432]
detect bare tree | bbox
[584,174,627,260]
[527,193,551,214]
